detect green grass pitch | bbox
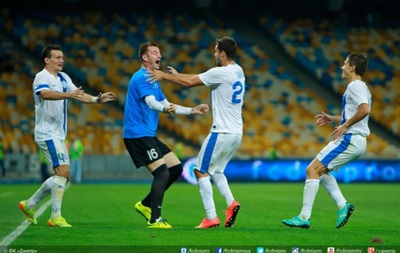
[1,183,399,252]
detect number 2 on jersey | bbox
[232,81,243,104]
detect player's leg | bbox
[300,158,326,219]
[209,133,242,227]
[283,138,341,228]
[140,155,182,209]
[195,170,220,228]
[19,140,59,225]
[195,133,220,228]
[124,137,171,228]
[145,158,171,228]
[163,152,183,190]
[19,174,54,225]
[45,139,71,227]
[124,138,152,221]
[319,173,347,210]
[141,137,183,205]
[320,173,354,228]
[283,134,362,228]
[132,138,182,221]
[319,134,365,228]
[282,158,326,228]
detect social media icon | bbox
[327,247,335,253]
[368,248,375,253]
[181,248,187,253]
[216,247,223,253]
[292,247,299,253]
[257,247,265,253]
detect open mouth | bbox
[154,60,161,69]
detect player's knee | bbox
[169,163,183,175]
[194,169,208,179]
[306,164,326,179]
[152,164,170,180]
[54,165,70,179]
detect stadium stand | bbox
[0,8,398,159]
[258,16,400,138]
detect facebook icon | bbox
[216,248,223,253]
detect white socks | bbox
[51,176,67,219]
[211,172,234,207]
[27,176,54,209]
[197,177,217,220]
[319,173,347,209]
[300,179,319,220]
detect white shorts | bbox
[36,139,70,168]
[317,133,366,171]
[195,132,242,175]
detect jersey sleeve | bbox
[198,67,225,87]
[33,72,50,95]
[137,75,154,99]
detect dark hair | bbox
[347,53,368,76]
[41,44,62,65]
[139,41,159,62]
[216,37,237,60]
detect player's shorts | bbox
[195,132,242,175]
[124,137,171,168]
[317,133,366,171]
[36,139,70,168]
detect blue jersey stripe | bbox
[321,133,352,166]
[200,133,219,173]
[340,94,346,125]
[34,84,50,94]
[57,73,68,134]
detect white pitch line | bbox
[0,198,51,250]
[0,184,70,250]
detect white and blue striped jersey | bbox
[33,69,77,141]
[341,79,372,136]
[198,63,245,134]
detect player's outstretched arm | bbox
[97,92,116,103]
[146,68,202,88]
[78,91,116,104]
[167,103,209,115]
[315,111,341,126]
[190,104,209,115]
[40,86,85,101]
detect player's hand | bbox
[315,111,333,126]
[191,104,209,115]
[146,70,165,83]
[71,86,85,101]
[164,103,177,115]
[98,92,116,103]
[330,124,348,142]
[166,66,178,75]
